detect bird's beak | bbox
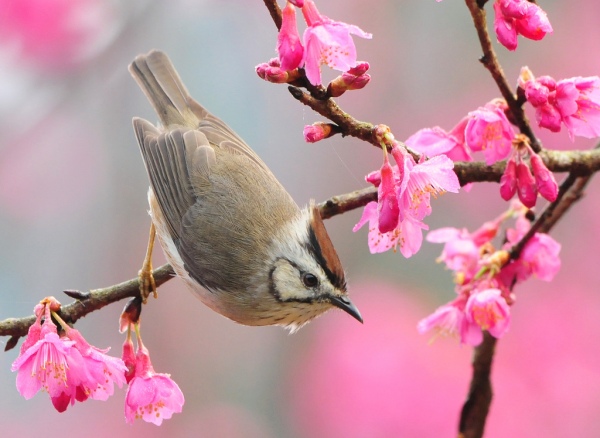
[329,295,363,323]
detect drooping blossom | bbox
[124,337,184,425]
[499,136,558,207]
[519,67,600,140]
[493,0,553,51]
[11,297,126,412]
[354,142,459,257]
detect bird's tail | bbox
[129,50,209,128]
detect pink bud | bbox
[500,158,517,201]
[516,161,537,208]
[347,61,370,76]
[530,153,558,202]
[255,63,268,79]
[277,2,304,71]
[303,123,331,143]
[342,72,371,90]
[264,66,290,83]
[524,81,550,106]
[366,170,381,187]
[289,0,304,6]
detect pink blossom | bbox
[12,301,126,412]
[125,345,185,425]
[418,300,484,346]
[11,312,78,410]
[521,67,600,140]
[64,327,127,401]
[301,0,372,85]
[405,122,472,162]
[354,145,459,257]
[465,101,515,165]
[277,2,304,71]
[493,0,553,51]
[508,233,561,282]
[465,288,511,339]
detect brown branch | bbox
[0,190,381,350]
[459,332,497,438]
[262,0,282,30]
[464,0,540,152]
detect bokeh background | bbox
[1,0,599,436]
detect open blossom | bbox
[465,288,511,339]
[405,120,472,162]
[354,143,459,257]
[493,0,552,51]
[520,67,600,140]
[300,0,372,85]
[11,299,126,412]
[465,100,515,165]
[124,342,184,425]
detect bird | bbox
[129,50,362,332]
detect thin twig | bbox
[262,0,282,30]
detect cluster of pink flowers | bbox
[519,67,600,140]
[260,0,372,86]
[353,135,460,257]
[492,0,553,51]
[11,297,127,412]
[11,297,184,425]
[406,98,559,208]
[418,203,561,345]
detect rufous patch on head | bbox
[307,201,346,291]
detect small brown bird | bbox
[129,50,361,331]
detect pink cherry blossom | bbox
[465,288,511,339]
[300,0,372,85]
[520,67,600,140]
[124,344,185,425]
[465,101,515,165]
[64,327,127,401]
[277,2,304,71]
[11,311,78,410]
[405,122,472,162]
[355,144,459,258]
[12,300,127,412]
[493,0,552,51]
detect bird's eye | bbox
[301,273,319,288]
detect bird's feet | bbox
[139,222,158,303]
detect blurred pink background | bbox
[1,0,600,436]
